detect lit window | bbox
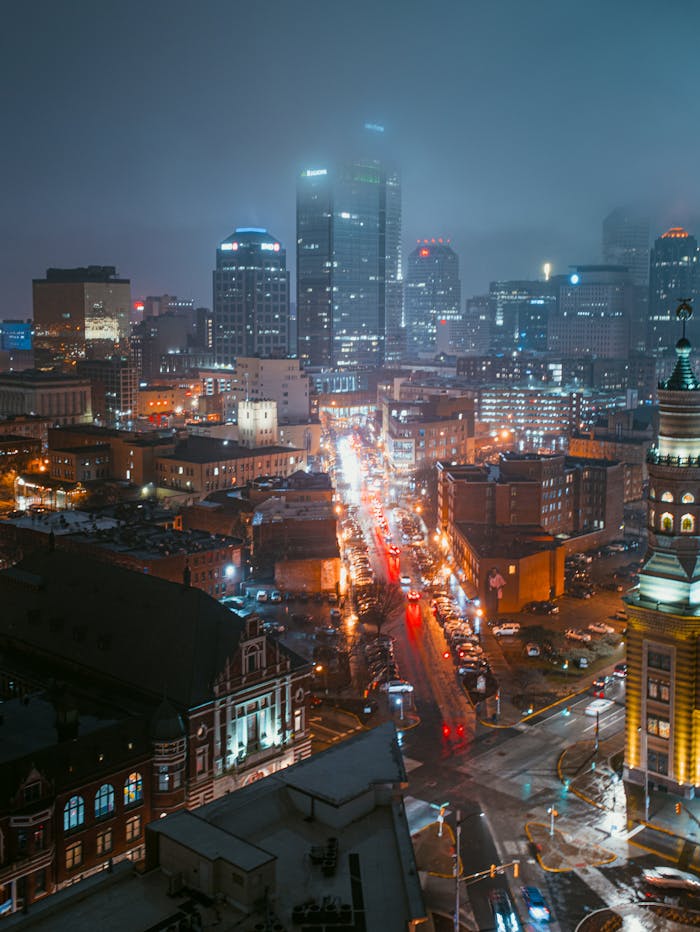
[63,796,85,832]
[65,841,82,870]
[96,828,113,855]
[123,772,143,807]
[682,492,695,503]
[660,491,674,502]
[125,815,141,842]
[661,512,673,533]
[94,784,115,819]
[681,513,695,533]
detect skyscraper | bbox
[296,158,402,369]
[33,266,131,370]
[213,228,290,365]
[624,304,700,804]
[404,240,461,357]
[648,227,700,357]
[602,207,650,287]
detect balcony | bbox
[647,449,700,468]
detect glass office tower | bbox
[213,228,289,365]
[404,240,461,357]
[297,159,402,369]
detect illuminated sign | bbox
[303,169,327,177]
[570,273,580,285]
[420,248,430,257]
[221,242,238,251]
[260,242,281,252]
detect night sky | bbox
[4,0,700,316]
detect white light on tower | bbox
[543,262,551,281]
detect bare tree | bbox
[362,582,405,635]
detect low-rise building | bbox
[155,436,307,497]
[0,371,92,425]
[381,394,476,474]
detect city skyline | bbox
[4,0,700,316]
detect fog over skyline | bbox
[4,0,700,315]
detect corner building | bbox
[625,326,700,797]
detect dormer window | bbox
[682,492,695,504]
[244,643,263,674]
[661,491,674,503]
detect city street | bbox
[320,429,700,930]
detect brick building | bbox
[0,551,311,916]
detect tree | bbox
[362,582,405,635]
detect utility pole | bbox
[453,810,461,932]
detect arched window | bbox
[661,512,674,533]
[124,772,143,807]
[95,784,115,819]
[682,492,695,504]
[661,491,674,503]
[650,487,656,500]
[244,644,263,674]
[63,795,85,832]
[681,514,695,534]
[650,509,655,528]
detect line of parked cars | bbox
[432,594,489,675]
[364,635,413,695]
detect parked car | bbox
[588,622,615,635]
[613,662,628,677]
[525,642,541,657]
[407,589,421,602]
[613,610,628,621]
[493,622,521,636]
[400,575,411,586]
[521,886,551,923]
[269,590,282,603]
[256,590,269,603]
[565,628,592,643]
[379,679,414,694]
[642,866,700,891]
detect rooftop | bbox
[455,523,561,557]
[0,549,305,709]
[162,435,302,464]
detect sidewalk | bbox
[557,734,700,869]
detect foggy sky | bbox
[3,0,700,316]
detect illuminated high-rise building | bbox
[213,228,289,365]
[404,240,461,357]
[603,207,650,288]
[624,302,700,804]
[648,227,700,357]
[296,158,402,369]
[33,266,131,369]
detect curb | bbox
[524,821,617,873]
[412,820,462,879]
[464,682,589,730]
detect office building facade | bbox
[648,227,700,357]
[296,159,402,369]
[33,267,131,369]
[213,228,290,365]
[548,266,634,359]
[602,208,650,287]
[404,240,461,357]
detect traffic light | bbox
[513,861,519,878]
[676,802,682,815]
[490,864,497,878]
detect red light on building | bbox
[442,723,451,738]
[420,248,430,257]
[440,319,447,325]
[456,723,464,738]
[134,302,144,312]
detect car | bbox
[613,610,628,621]
[223,596,246,610]
[493,623,520,636]
[584,698,615,716]
[588,622,615,635]
[525,642,541,657]
[521,886,551,923]
[613,662,628,677]
[565,628,592,643]
[329,608,341,621]
[388,545,401,557]
[400,575,411,586]
[406,589,421,602]
[379,679,414,694]
[642,866,700,891]
[489,889,521,932]
[255,590,269,603]
[269,590,282,603]
[262,620,286,634]
[591,675,610,694]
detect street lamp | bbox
[547,806,558,837]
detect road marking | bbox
[574,866,628,908]
[402,756,423,773]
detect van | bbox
[256,590,269,603]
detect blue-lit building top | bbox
[213,228,290,365]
